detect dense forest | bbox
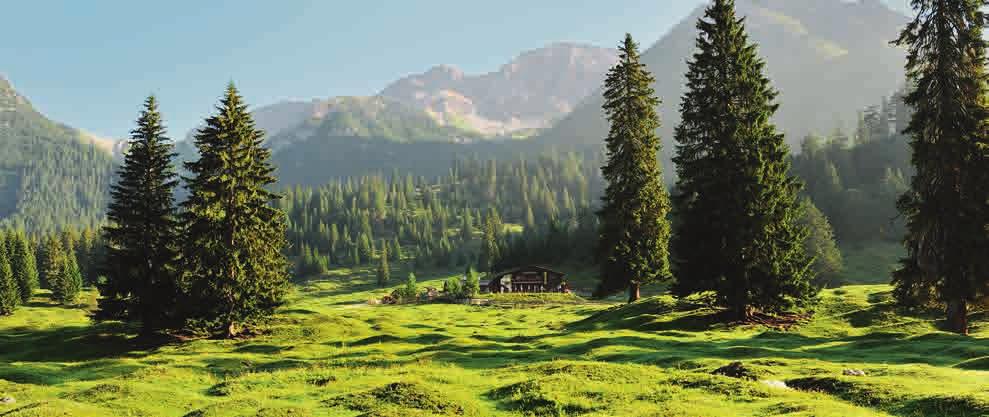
[792,89,912,243]
[0,77,115,233]
[280,153,603,279]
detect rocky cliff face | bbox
[379,43,618,136]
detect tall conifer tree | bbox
[10,230,38,303]
[891,0,989,334]
[377,244,390,287]
[479,211,502,272]
[672,0,813,319]
[97,96,182,334]
[181,84,290,338]
[60,245,83,305]
[44,236,70,304]
[0,244,17,315]
[595,34,672,303]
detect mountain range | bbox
[380,42,618,136]
[1,0,914,228]
[540,0,909,149]
[211,42,618,147]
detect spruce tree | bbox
[10,230,38,303]
[891,0,989,334]
[0,244,17,315]
[43,236,68,304]
[59,247,83,305]
[671,0,813,320]
[97,96,182,334]
[377,244,390,287]
[479,212,501,272]
[181,84,290,337]
[595,34,672,303]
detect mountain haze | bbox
[199,42,619,146]
[380,42,619,136]
[540,0,909,149]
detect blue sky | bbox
[1,1,909,139]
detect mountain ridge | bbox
[538,0,909,150]
[379,42,619,136]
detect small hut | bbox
[483,265,568,294]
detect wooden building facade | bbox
[482,266,568,294]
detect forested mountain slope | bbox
[0,76,114,232]
[539,0,908,149]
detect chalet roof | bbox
[486,265,566,278]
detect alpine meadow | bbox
[5,0,989,416]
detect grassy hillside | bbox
[1,263,988,416]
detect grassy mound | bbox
[485,293,588,305]
[3,272,989,416]
[326,381,470,416]
[787,375,989,416]
[489,378,603,417]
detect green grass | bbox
[840,241,904,285]
[2,262,989,416]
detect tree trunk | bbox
[730,282,752,321]
[225,321,239,339]
[946,298,968,335]
[627,283,640,303]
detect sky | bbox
[1,0,910,139]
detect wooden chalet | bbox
[482,265,568,294]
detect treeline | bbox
[281,152,604,277]
[792,89,912,243]
[0,125,114,234]
[0,227,101,314]
[589,0,989,334]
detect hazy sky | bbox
[1,1,910,139]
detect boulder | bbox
[712,361,757,380]
[759,380,790,390]
[0,396,15,404]
[842,369,866,377]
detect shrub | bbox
[396,273,419,303]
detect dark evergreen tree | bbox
[60,243,83,305]
[671,0,813,319]
[10,230,38,303]
[181,84,290,338]
[0,244,16,315]
[43,236,69,304]
[377,243,390,287]
[479,211,502,272]
[798,199,844,288]
[595,33,672,303]
[97,96,182,334]
[891,0,989,334]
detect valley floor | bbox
[1,267,989,416]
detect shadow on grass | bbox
[306,298,989,374]
[0,321,148,363]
